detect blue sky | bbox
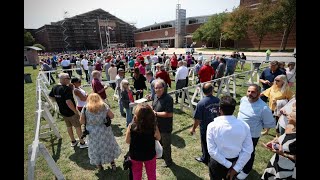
[24,0,240,29]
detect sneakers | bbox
[71,140,79,147]
[79,142,88,149]
[237,171,249,180]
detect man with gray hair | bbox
[152,78,174,167]
[49,73,87,148]
[175,61,188,103]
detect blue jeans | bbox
[266,55,270,61]
[119,99,125,115]
[106,74,110,81]
[125,107,133,127]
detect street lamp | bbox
[219,33,222,51]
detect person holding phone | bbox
[261,111,296,179]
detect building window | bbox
[189,19,199,24]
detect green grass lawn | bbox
[24,64,291,180]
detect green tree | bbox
[223,6,252,49]
[33,43,45,51]
[24,30,35,46]
[274,0,296,51]
[192,12,229,47]
[250,0,278,50]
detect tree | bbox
[274,0,296,50]
[192,12,229,47]
[250,0,278,50]
[33,43,46,51]
[24,30,35,46]
[222,6,252,49]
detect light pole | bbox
[97,16,103,51]
[219,32,222,51]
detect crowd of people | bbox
[42,48,296,180]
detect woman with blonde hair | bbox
[80,93,121,171]
[120,79,135,127]
[125,103,161,180]
[261,74,294,135]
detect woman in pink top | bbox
[138,61,146,76]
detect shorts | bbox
[62,114,81,128]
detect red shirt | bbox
[91,78,106,99]
[134,61,141,68]
[198,65,215,83]
[95,63,102,71]
[128,90,134,102]
[156,70,171,87]
[170,56,178,68]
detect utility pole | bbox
[97,16,103,51]
[219,33,222,51]
[279,29,286,52]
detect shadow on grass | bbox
[111,123,124,137]
[50,138,62,161]
[172,124,192,135]
[173,108,190,116]
[171,134,186,149]
[169,163,202,180]
[69,148,96,170]
[247,169,262,180]
[95,166,128,180]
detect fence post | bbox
[39,143,65,180]
[28,144,36,180]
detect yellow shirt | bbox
[262,86,294,111]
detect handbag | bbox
[104,104,112,127]
[105,116,111,127]
[155,140,163,158]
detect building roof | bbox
[136,14,214,31]
[24,46,42,51]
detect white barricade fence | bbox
[28,77,65,180]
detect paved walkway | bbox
[157,48,294,57]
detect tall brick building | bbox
[134,1,296,49]
[134,14,210,48]
[33,9,136,52]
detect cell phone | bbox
[266,143,272,149]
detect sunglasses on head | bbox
[275,79,280,82]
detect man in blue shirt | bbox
[259,61,285,102]
[225,54,237,76]
[190,83,220,165]
[236,84,275,179]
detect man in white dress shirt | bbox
[206,95,253,180]
[174,61,188,103]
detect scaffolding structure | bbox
[34,9,136,52]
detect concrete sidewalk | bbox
[157,48,294,57]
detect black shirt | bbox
[152,93,173,133]
[49,85,76,117]
[133,75,147,90]
[51,60,57,68]
[260,68,285,90]
[129,124,156,161]
[116,61,126,72]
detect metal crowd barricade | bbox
[27,76,64,180]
